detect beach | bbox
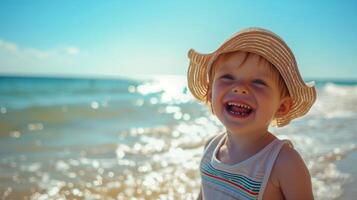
[0,75,356,199]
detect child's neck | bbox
[219,129,276,164]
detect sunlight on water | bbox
[0,77,357,199]
[136,75,192,104]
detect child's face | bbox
[208,51,289,134]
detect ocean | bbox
[0,75,356,200]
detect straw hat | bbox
[187,27,316,127]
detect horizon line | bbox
[1,73,357,82]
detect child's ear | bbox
[206,89,215,114]
[275,97,293,117]
[206,89,212,102]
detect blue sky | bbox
[0,0,356,79]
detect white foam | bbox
[323,83,357,97]
[309,84,357,119]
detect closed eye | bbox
[253,79,268,86]
[220,74,234,80]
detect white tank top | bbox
[200,132,292,200]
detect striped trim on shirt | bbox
[201,162,262,200]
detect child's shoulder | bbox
[203,132,226,150]
[270,142,314,199]
[274,142,307,175]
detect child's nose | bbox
[232,84,249,95]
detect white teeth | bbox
[227,102,252,109]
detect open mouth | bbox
[225,101,254,118]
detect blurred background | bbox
[0,1,356,199]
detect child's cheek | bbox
[211,81,225,100]
[212,81,229,93]
[252,86,272,97]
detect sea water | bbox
[0,75,356,199]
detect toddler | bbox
[187,28,316,200]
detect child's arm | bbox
[276,144,314,200]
